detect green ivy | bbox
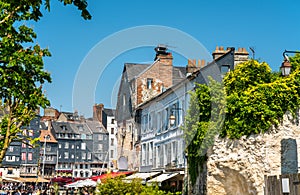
[183,57,300,185]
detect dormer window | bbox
[61,125,66,131]
[78,126,83,132]
[147,78,153,89]
[221,65,230,74]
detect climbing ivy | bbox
[183,57,300,185]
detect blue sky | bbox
[32,0,300,117]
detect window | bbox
[111,128,114,134]
[46,146,51,152]
[65,142,69,149]
[81,143,86,150]
[71,154,74,159]
[142,114,148,133]
[221,65,230,74]
[82,152,86,160]
[46,156,53,161]
[163,108,169,131]
[87,152,92,160]
[149,142,153,164]
[110,150,114,158]
[149,112,152,130]
[21,153,26,161]
[58,144,62,149]
[71,144,74,149]
[6,156,14,162]
[61,125,66,131]
[28,130,33,136]
[64,152,69,159]
[98,144,103,151]
[28,153,32,161]
[157,111,162,133]
[78,126,83,132]
[142,144,146,165]
[98,134,103,140]
[22,143,26,148]
[8,146,14,152]
[123,94,126,106]
[111,119,115,124]
[147,78,153,89]
[111,138,114,146]
[22,130,27,136]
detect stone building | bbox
[101,108,118,170]
[115,45,186,171]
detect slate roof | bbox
[124,63,186,85]
[124,63,150,81]
[51,121,76,134]
[86,120,108,134]
[173,66,186,85]
[103,108,115,117]
[69,123,92,135]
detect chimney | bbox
[154,44,173,66]
[47,120,51,131]
[234,47,249,66]
[186,59,205,74]
[212,46,227,60]
[93,103,104,123]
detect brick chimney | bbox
[154,44,173,66]
[186,59,206,74]
[234,47,249,66]
[93,103,104,123]
[212,46,227,60]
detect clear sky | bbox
[32,0,300,117]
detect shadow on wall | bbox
[214,165,257,195]
[281,138,298,174]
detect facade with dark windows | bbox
[1,116,42,180]
[115,45,186,171]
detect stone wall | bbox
[202,113,300,195]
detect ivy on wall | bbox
[183,56,300,185]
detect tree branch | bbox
[0,5,22,25]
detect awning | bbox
[1,177,21,183]
[64,179,97,188]
[18,177,50,183]
[91,171,133,182]
[147,172,178,185]
[124,172,161,184]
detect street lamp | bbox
[169,107,184,126]
[281,50,300,76]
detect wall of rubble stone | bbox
[199,113,300,195]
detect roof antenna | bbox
[249,47,255,59]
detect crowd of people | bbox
[0,182,50,195]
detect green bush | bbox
[95,176,178,195]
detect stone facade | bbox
[201,113,300,195]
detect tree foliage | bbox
[0,0,90,163]
[183,58,300,185]
[96,176,179,195]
